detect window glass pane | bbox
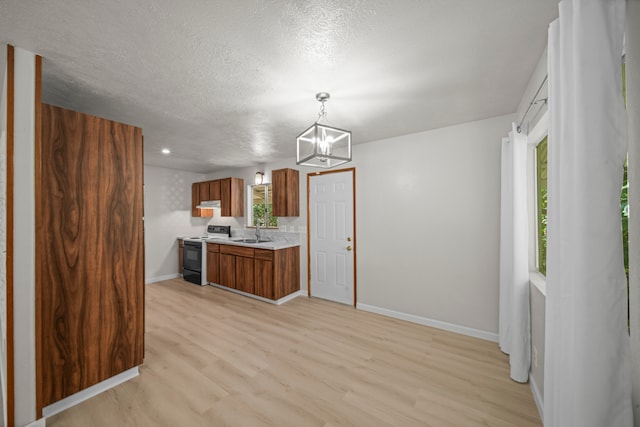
[250,184,278,227]
[536,136,548,276]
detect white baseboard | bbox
[530,374,544,421]
[210,284,303,305]
[145,273,179,284]
[25,419,46,427]
[42,367,139,418]
[356,303,499,342]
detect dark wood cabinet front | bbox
[272,168,300,217]
[207,243,220,284]
[217,244,299,301]
[191,177,243,217]
[219,253,236,288]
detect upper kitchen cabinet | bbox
[221,177,244,217]
[192,178,244,217]
[209,179,221,201]
[272,168,300,217]
[192,182,213,218]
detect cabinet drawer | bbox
[254,249,273,261]
[207,243,219,253]
[220,244,254,258]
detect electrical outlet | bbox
[532,346,538,368]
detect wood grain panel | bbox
[254,248,273,261]
[206,243,219,253]
[273,246,300,300]
[220,177,244,217]
[39,104,144,406]
[34,53,43,418]
[219,253,236,288]
[254,259,273,299]
[206,251,219,284]
[272,168,300,217]
[6,44,15,427]
[220,244,254,258]
[235,257,254,294]
[209,180,221,200]
[199,181,210,201]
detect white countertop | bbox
[178,236,300,250]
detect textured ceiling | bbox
[0,0,558,173]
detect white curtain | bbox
[499,122,530,383]
[544,0,632,425]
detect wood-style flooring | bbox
[48,278,541,426]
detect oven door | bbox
[183,241,203,273]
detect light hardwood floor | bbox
[48,278,541,426]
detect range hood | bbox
[196,200,221,209]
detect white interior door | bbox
[309,170,355,305]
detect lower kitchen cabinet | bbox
[219,253,236,288]
[215,244,300,301]
[254,258,274,299]
[236,256,254,294]
[207,243,219,283]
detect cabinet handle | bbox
[346,246,352,251]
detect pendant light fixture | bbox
[296,92,352,168]
[254,171,264,185]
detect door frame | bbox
[306,167,357,307]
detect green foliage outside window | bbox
[251,184,278,228]
[536,137,548,276]
[253,203,278,227]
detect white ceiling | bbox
[0,0,558,173]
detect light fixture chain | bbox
[317,101,328,123]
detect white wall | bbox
[143,165,211,283]
[352,115,511,336]
[13,47,37,426]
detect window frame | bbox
[246,183,278,228]
[526,112,549,282]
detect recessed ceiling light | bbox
[162,148,171,154]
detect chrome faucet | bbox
[255,222,261,240]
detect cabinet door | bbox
[272,168,299,217]
[219,253,236,288]
[254,259,273,299]
[199,181,210,201]
[236,256,255,294]
[191,183,200,216]
[207,251,219,284]
[220,177,244,217]
[210,180,221,200]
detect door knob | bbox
[346,246,352,251]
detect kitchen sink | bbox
[244,238,271,243]
[232,238,271,244]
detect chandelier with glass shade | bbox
[296,92,352,168]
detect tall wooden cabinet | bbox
[37,104,145,407]
[272,168,299,217]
